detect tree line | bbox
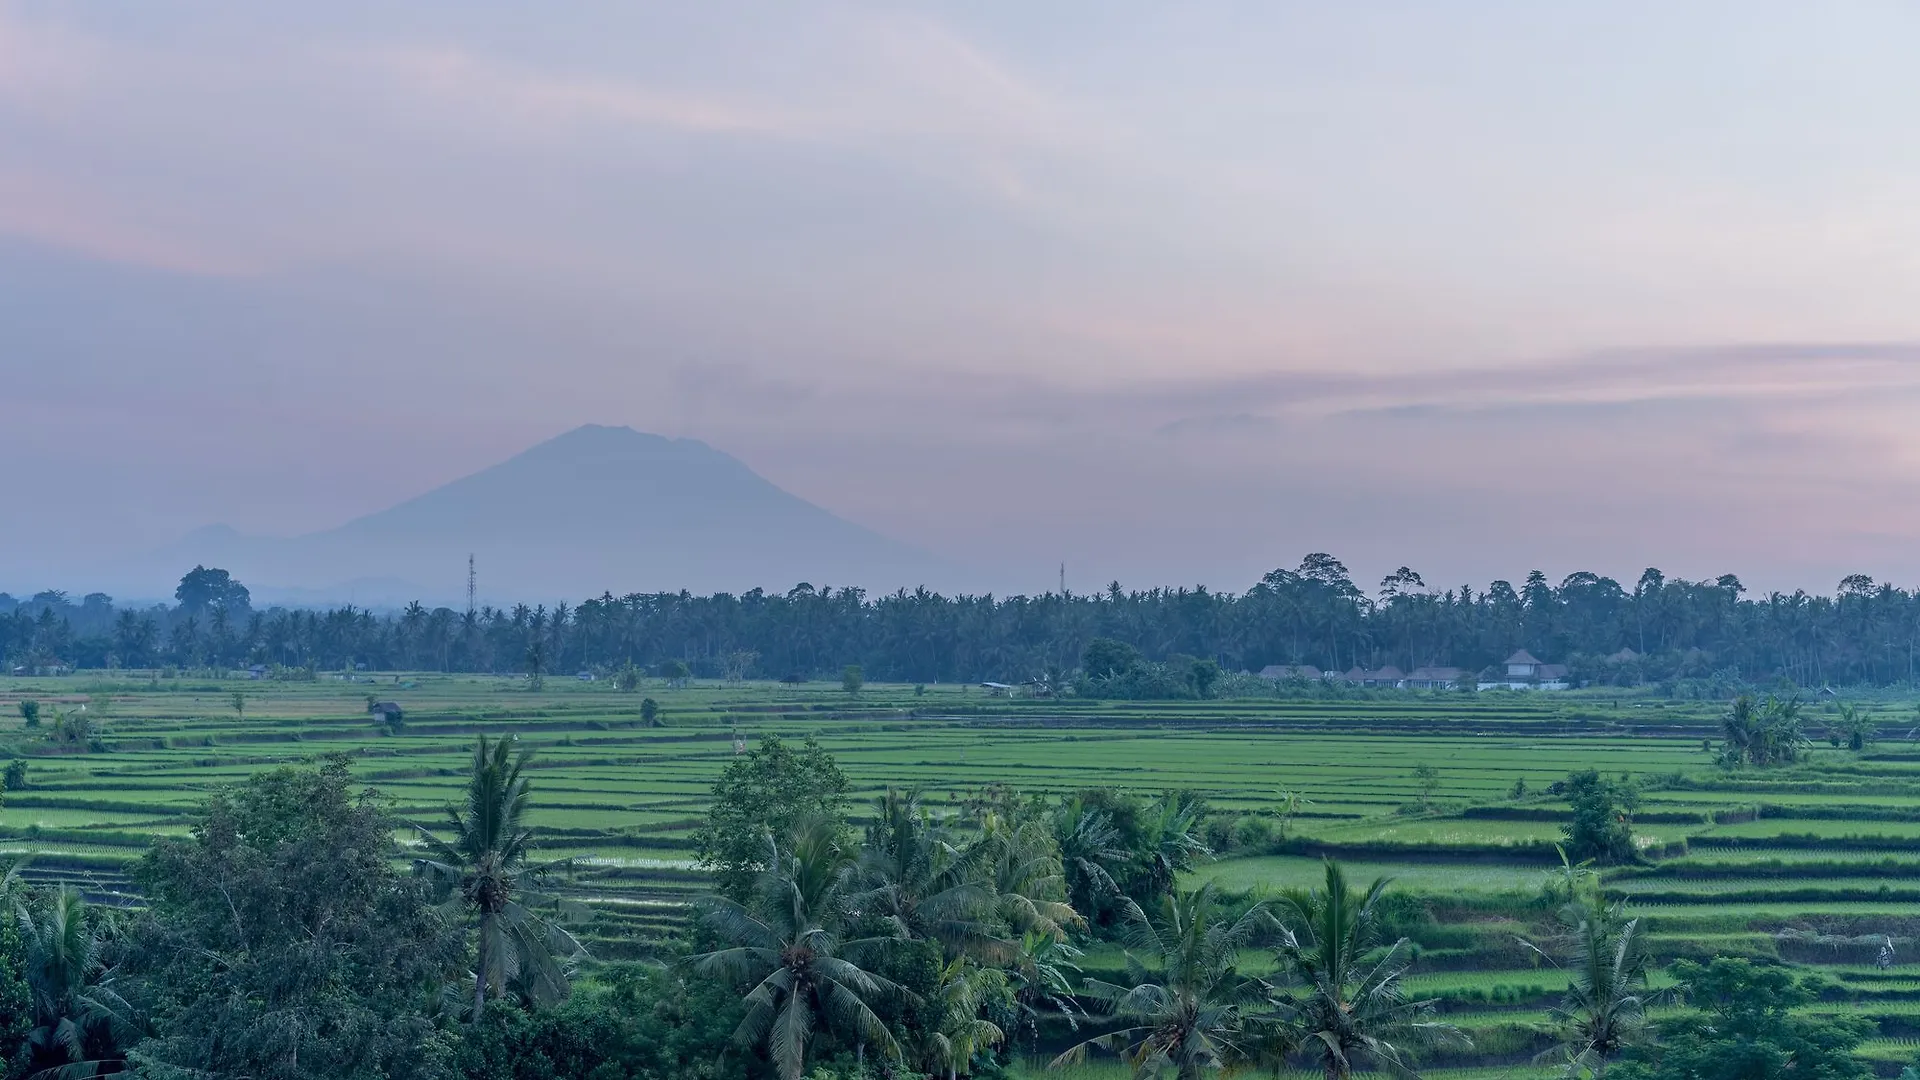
[9,555,1920,686]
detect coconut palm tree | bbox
[1720,694,1810,768]
[925,958,1005,1080]
[523,638,547,691]
[1008,930,1083,1050]
[1053,800,1127,918]
[1271,860,1462,1080]
[1525,886,1651,1079]
[20,886,132,1079]
[1138,794,1211,901]
[690,822,912,1080]
[1054,883,1279,1079]
[856,788,1000,960]
[976,813,1081,942]
[414,735,583,1019]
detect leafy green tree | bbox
[1562,770,1638,865]
[695,734,851,903]
[1412,764,1441,809]
[1055,883,1278,1079]
[690,823,911,1080]
[1614,958,1870,1080]
[1271,860,1462,1080]
[415,736,584,1020]
[17,701,38,728]
[1188,659,1221,699]
[3,760,27,791]
[1082,638,1142,681]
[614,662,643,692]
[230,691,246,720]
[174,565,251,615]
[842,665,864,695]
[129,759,460,1080]
[640,697,661,726]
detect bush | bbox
[451,965,747,1080]
[1233,815,1274,850]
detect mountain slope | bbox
[147,426,950,602]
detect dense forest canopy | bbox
[5,556,1919,687]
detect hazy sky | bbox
[8,1,1920,598]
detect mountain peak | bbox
[146,428,953,602]
[525,425,720,462]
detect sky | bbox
[7,1,1920,600]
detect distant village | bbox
[1253,648,1640,691]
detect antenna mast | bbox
[1059,561,1067,598]
[466,554,476,618]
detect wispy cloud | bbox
[349,45,811,137]
[1142,342,1920,427]
[0,169,252,276]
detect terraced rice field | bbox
[6,674,1920,1074]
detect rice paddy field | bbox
[5,673,1920,1075]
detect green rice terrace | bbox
[5,675,1920,1076]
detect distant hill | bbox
[138,426,951,603]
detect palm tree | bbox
[856,788,1000,960]
[1271,860,1462,1080]
[1720,694,1810,767]
[21,886,132,1079]
[925,958,1005,1080]
[1052,799,1128,920]
[1008,930,1083,1050]
[524,638,547,691]
[976,813,1081,942]
[1139,793,1211,900]
[1524,880,1651,1079]
[415,735,583,1019]
[1054,883,1279,1079]
[690,822,912,1080]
